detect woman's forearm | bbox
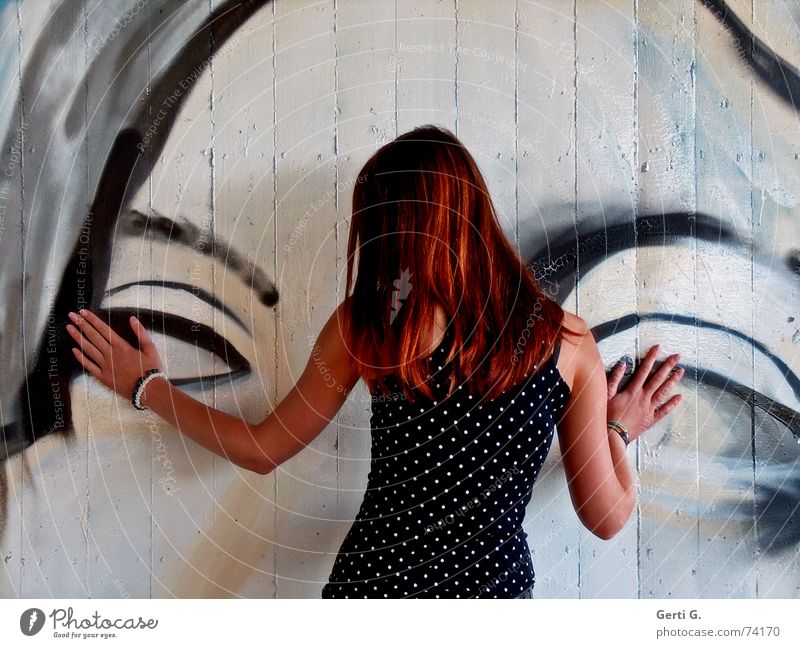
[139,376,268,474]
[608,427,636,511]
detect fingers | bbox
[653,393,682,423]
[71,347,103,380]
[66,323,104,366]
[130,315,155,353]
[651,364,685,405]
[626,344,661,393]
[74,308,127,348]
[606,360,626,397]
[68,311,112,355]
[643,352,682,400]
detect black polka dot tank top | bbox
[321,324,572,598]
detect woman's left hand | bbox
[66,309,164,399]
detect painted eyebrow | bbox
[119,208,279,308]
[104,280,251,334]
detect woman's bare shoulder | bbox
[555,310,593,391]
[560,310,589,338]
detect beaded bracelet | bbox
[132,369,167,411]
[607,419,631,447]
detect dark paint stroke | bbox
[119,209,278,309]
[529,211,739,298]
[528,212,800,555]
[701,0,800,110]
[1,0,797,564]
[105,280,252,334]
[2,0,275,461]
[756,478,800,554]
[592,313,800,440]
[97,307,251,387]
[4,129,142,457]
[528,213,799,434]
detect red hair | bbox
[343,124,580,403]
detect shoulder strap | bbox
[551,339,562,365]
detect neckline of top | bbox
[380,327,569,395]
[426,323,455,360]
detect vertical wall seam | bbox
[572,0,580,597]
[692,0,700,578]
[454,0,459,134]
[82,0,90,597]
[394,0,398,130]
[271,0,279,600]
[14,0,24,598]
[632,0,641,600]
[572,0,579,312]
[206,0,219,571]
[749,0,758,598]
[332,0,340,548]
[146,0,154,600]
[514,0,519,249]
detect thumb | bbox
[130,315,155,352]
[606,359,626,397]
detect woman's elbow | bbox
[590,493,636,540]
[243,450,277,475]
[592,522,623,541]
[252,458,277,476]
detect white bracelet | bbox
[132,369,168,411]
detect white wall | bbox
[1,0,798,598]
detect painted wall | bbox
[0,0,798,598]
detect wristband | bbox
[607,419,631,447]
[132,369,167,411]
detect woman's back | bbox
[323,123,683,596]
[321,318,571,598]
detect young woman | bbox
[64,125,685,598]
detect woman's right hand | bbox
[606,344,685,442]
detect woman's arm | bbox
[557,317,635,540]
[556,314,683,540]
[66,303,360,475]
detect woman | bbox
[64,124,685,598]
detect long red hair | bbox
[343,124,580,403]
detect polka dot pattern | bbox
[321,325,571,599]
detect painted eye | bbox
[95,307,250,388]
[529,213,800,555]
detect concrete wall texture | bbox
[0,0,798,598]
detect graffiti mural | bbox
[0,0,798,597]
